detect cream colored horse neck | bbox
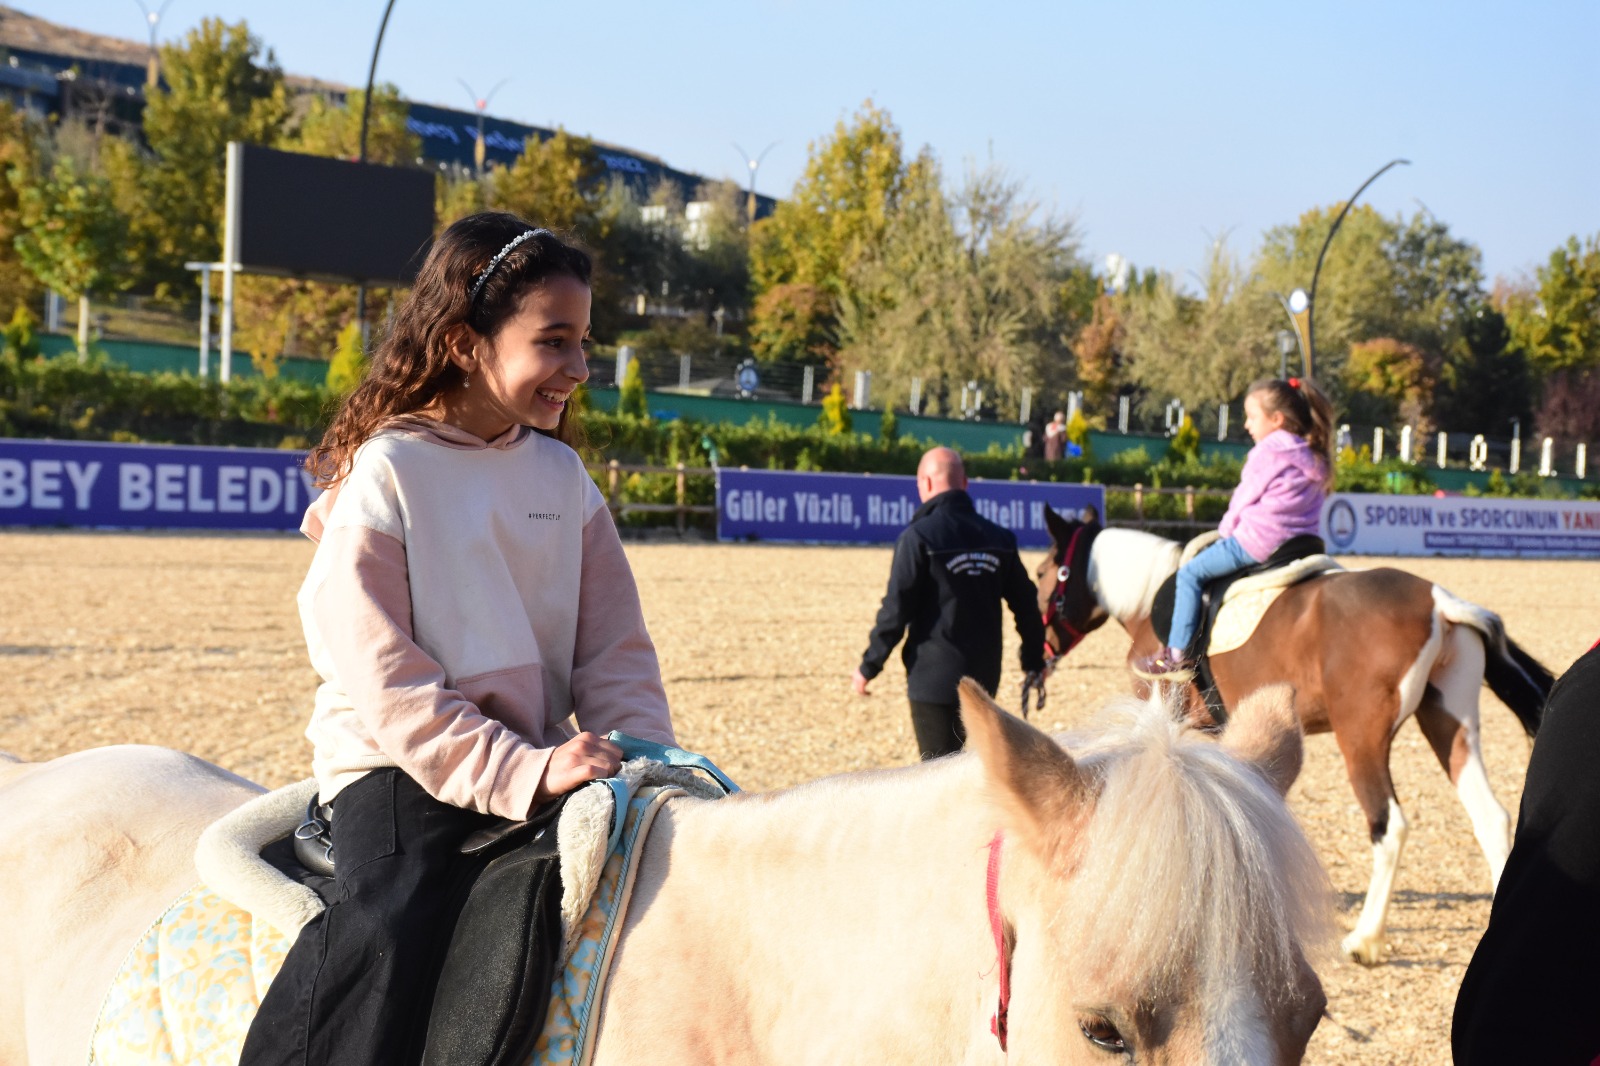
[595,757,999,1063]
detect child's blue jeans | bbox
[1168,536,1257,653]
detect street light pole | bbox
[132,0,174,87]
[1269,289,1309,374]
[458,77,510,180]
[731,141,778,226]
[355,0,399,344]
[1306,158,1410,379]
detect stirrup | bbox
[1131,655,1195,683]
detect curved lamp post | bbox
[458,78,511,178]
[1306,158,1410,379]
[731,141,778,225]
[132,0,174,87]
[355,0,399,337]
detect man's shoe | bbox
[1132,645,1194,682]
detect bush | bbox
[3,305,39,360]
[1166,415,1200,464]
[618,356,648,420]
[819,383,852,435]
[326,321,366,396]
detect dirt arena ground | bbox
[2,530,1594,1064]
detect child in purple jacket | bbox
[1140,377,1336,678]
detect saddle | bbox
[188,735,736,1066]
[1151,534,1333,723]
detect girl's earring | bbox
[463,371,471,390]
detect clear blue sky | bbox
[44,0,1600,288]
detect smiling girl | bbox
[240,213,675,1066]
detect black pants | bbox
[1453,644,1600,1064]
[240,769,496,1066]
[910,699,967,760]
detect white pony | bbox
[0,682,1331,1064]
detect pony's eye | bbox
[1080,1016,1127,1054]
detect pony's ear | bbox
[960,678,1088,855]
[1043,506,1077,551]
[1220,684,1303,797]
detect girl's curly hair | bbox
[309,212,592,487]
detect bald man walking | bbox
[853,447,1047,759]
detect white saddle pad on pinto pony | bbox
[1179,531,1344,656]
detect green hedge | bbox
[5,354,1594,512]
[0,350,329,449]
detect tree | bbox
[114,18,291,295]
[1434,302,1534,432]
[290,85,420,166]
[12,157,129,357]
[0,103,42,316]
[818,381,852,434]
[1253,206,1483,399]
[1503,234,1600,373]
[1121,236,1277,408]
[750,101,909,363]
[618,355,648,419]
[326,320,366,394]
[1343,338,1440,433]
[490,129,604,237]
[836,156,1083,414]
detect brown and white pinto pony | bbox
[1034,508,1554,965]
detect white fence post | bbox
[1437,431,1448,469]
[1469,434,1488,471]
[1019,387,1032,426]
[1539,437,1554,477]
[1117,395,1130,433]
[908,376,922,415]
[801,365,815,405]
[1373,427,1385,463]
[1578,443,1589,479]
[1217,403,1228,441]
[615,345,633,387]
[678,354,691,389]
[852,370,872,410]
[1399,425,1413,463]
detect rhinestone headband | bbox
[468,228,551,304]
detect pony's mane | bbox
[1087,529,1181,623]
[1050,692,1332,1000]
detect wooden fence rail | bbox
[586,461,1234,537]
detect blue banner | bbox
[717,468,1105,548]
[0,438,320,531]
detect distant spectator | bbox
[1043,410,1068,461]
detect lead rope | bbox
[987,830,1011,1052]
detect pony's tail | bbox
[1433,586,1554,737]
[1483,635,1555,738]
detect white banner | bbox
[1323,493,1600,558]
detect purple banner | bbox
[717,468,1104,548]
[0,438,320,531]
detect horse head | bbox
[958,678,1329,1064]
[1036,506,1111,664]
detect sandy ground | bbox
[1,530,1595,1064]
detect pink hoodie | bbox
[1217,429,1329,562]
[298,416,673,819]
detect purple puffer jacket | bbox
[1218,429,1329,561]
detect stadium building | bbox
[0,4,775,215]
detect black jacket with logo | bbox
[858,489,1046,703]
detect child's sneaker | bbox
[1132,645,1194,682]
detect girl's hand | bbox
[536,732,623,801]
